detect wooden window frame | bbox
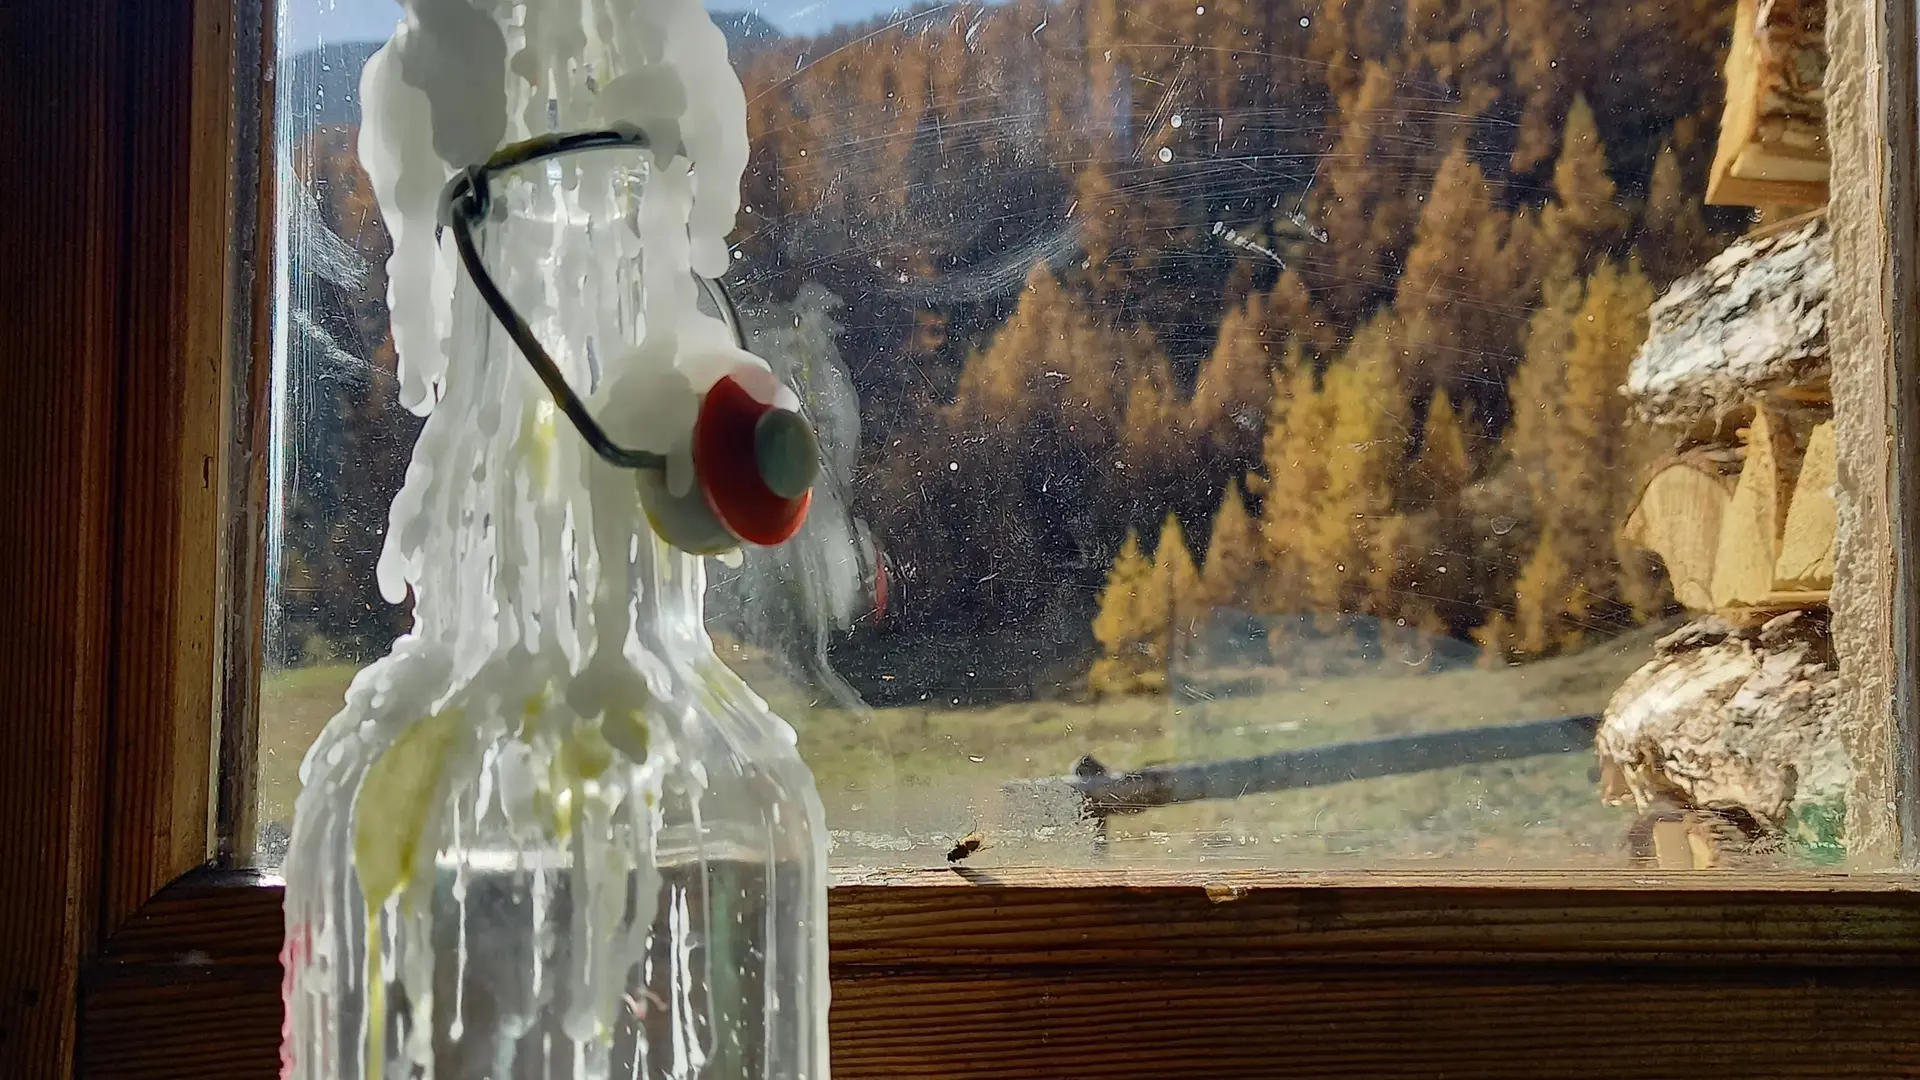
[6,0,1920,1074]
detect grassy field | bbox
[258,626,1662,869]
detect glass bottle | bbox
[278,5,830,1077]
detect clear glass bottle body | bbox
[280,565,831,1080]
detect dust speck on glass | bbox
[261,0,1850,870]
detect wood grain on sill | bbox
[80,966,284,1080]
[81,870,1920,1078]
[98,868,1920,970]
[828,966,1920,1079]
[78,952,1920,1079]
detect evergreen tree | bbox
[1154,511,1204,655]
[1389,390,1480,637]
[1404,0,1505,113]
[1310,62,1432,329]
[1190,289,1271,441]
[1309,345,1400,615]
[1541,96,1628,262]
[1089,527,1173,695]
[1395,141,1528,402]
[1257,361,1326,614]
[1503,259,1658,656]
[1119,369,1174,506]
[1190,279,1317,468]
[1200,477,1264,611]
[949,263,1161,446]
[1636,144,1716,285]
[1413,390,1472,501]
[1513,524,1577,657]
[1258,319,1402,619]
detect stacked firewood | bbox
[1602,209,1846,867]
[1707,0,1827,208]
[1597,0,1843,868]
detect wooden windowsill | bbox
[100,866,1920,969]
[78,867,1920,1078]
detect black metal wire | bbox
[437,125,751,472]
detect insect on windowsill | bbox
[946,830,989,863]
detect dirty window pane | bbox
[258,0,1850,871]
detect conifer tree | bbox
[1308,349,1399,615]
[1257,362,1326,614]
[1120,369,1173,498]
[1201,477,1264,612]
[1503,259,1658,655]
[1404,0,1504,112]
[1502,0,1571,173]
[1090,524,1187,696]
[1311,63,1430,329]
[1091,529,1157,694]
[1542,96,1628,262]
[1390,390,1479,636]
[1155,511,1204,660]
[1190,290,1270,440]
[1396,142,1526,397]
[1636,145,1715,285]
[1262,269,1330,362]
[948,264,1052,430]
[1513,525,1577,657]
[1415,390,1473,500]
[1258,319,1402,619]
[949,263,1160,448]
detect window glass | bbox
[260,0,1849,871]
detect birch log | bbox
[1595,612,1846,829]
[1626,216,1830,428]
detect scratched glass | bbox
[258,0,1851,871]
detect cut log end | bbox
[1774,420,1835,589]
[1622,455,1737,611]
[1625,407,1833,615]
[1628,804,1775,870]
[1710,405,1803,608]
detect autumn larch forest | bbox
[276,0,1743,705]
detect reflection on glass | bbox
[261,0,1847,871]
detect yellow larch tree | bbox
[1310,62,1430,329]
[1504,259,1658,656]
[1636,144,1716,286]
[1200,477,1264,613]
[1258,317,1402,621]
[1089,515,1198,696]
[1540,95,1628,263]
[1155,511,1205,662]
[1090,529,1163,695]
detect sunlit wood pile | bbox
[1604,203,1845,867]
[1707,0,1827,207]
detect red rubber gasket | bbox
[693,375,811,546]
